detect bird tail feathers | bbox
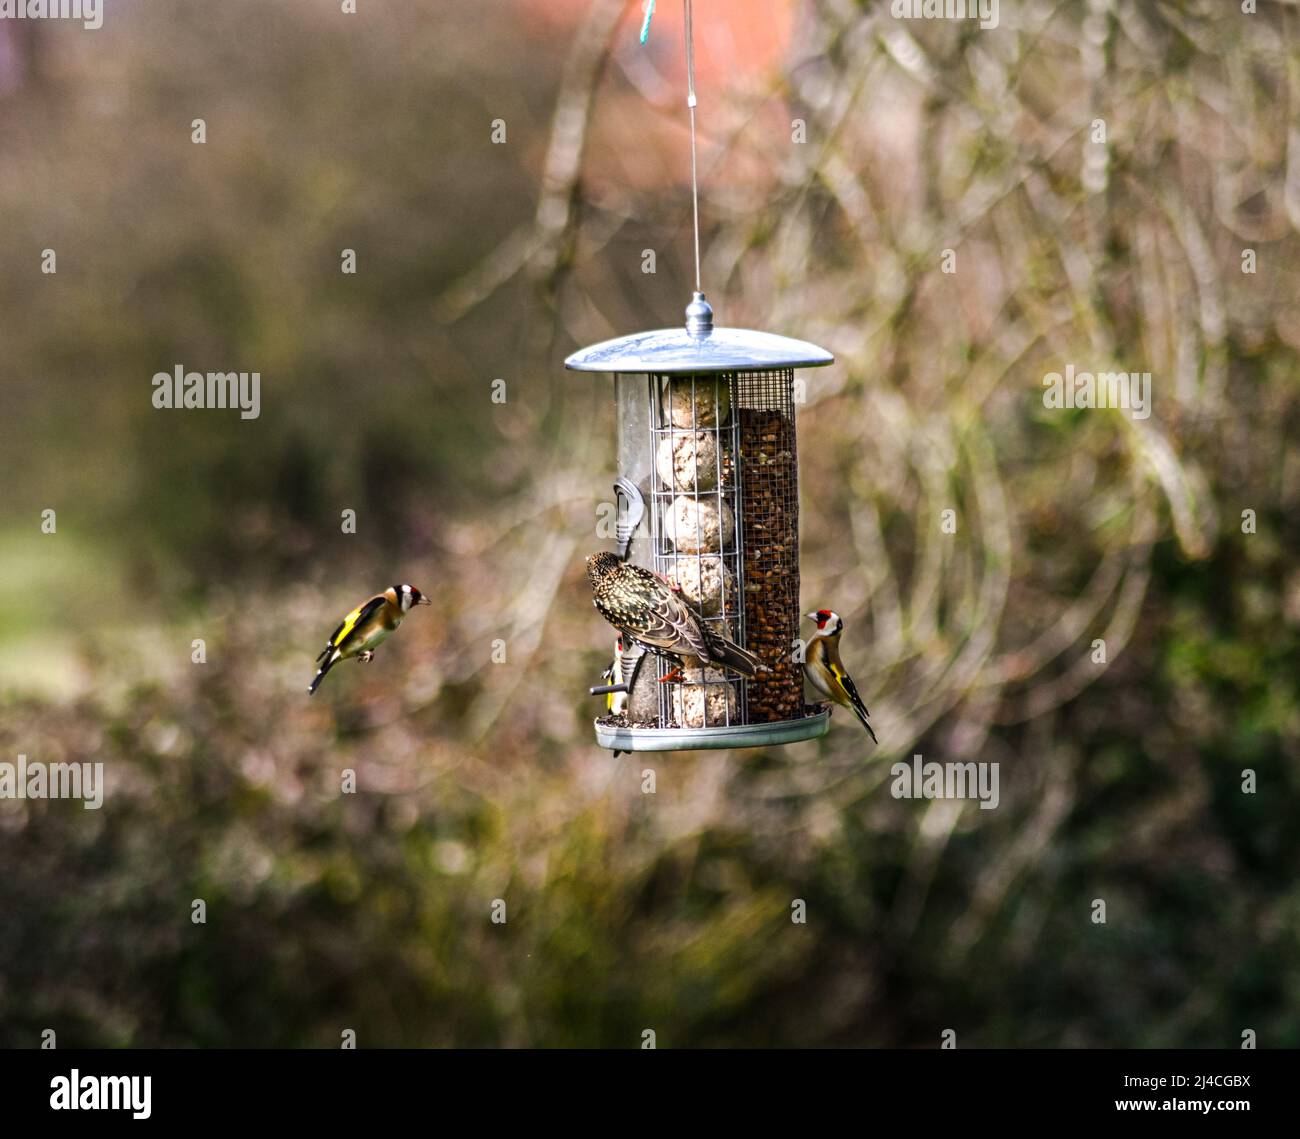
[849,698,878,744]
[713,639,767,680]
[309,654,338,695]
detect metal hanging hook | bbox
[613,476,645,560]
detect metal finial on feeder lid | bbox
[685,291,713,337]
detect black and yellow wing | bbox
[827,658,876,743]
[317,594,387,663]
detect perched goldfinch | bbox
[308,583,431,695]
[605,636,629,716]
[803,609,877,743]
[604,636,630,758]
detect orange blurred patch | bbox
[516,0,798,204]
[514,0,795,84]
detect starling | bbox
[585,552,766,679]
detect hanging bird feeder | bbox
[570,2,834,753]
[570,297,834,752]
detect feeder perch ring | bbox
[594,710,831,753]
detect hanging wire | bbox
[640,0,703,294]
[684,0,702,292]
[639,0,655,45]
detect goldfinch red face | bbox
[806,609,843,636]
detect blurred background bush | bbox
[0,0,1296,1047]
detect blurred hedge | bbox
[0,0,1297,1047]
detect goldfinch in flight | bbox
[803,609,877,743]
[308,583,431,695]
[586,552,766,681]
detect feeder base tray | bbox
[594,710,830,753]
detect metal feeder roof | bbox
[565,292,834,375]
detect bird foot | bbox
[358,651,374,663]
[658,667,684,684]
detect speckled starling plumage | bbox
[585,552,766,678]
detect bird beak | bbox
[418,596,432,605]
[804,612,818,621]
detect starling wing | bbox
[597,564,713,662]
[597,563,765,679]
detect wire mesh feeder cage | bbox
[569,292,835,752]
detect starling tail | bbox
[708,637,765,680]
